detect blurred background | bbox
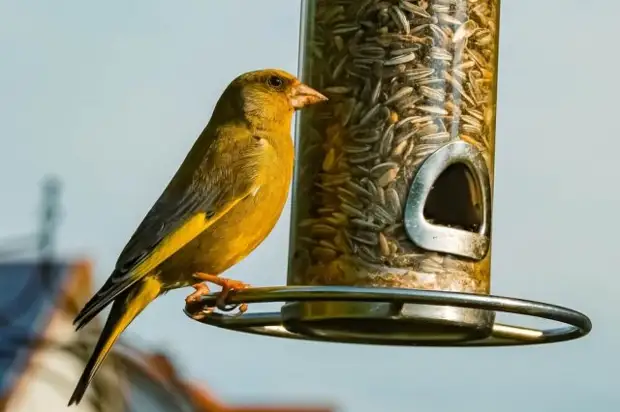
[0,0,618,411]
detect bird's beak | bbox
[290,82,328,109]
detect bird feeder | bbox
[186,0,591,346]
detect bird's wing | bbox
[74,123,264,328]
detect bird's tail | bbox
[68,276,162,406]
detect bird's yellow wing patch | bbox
[127,194,248,280]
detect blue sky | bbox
[1,1,618,411]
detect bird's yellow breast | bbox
[160,136,293,282]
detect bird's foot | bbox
[185,282,211,305]
[193,273,250,316]
[216,280,250,316]
[185,282,215,320]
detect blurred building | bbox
[0,178,335,411]
[0,259,334,412]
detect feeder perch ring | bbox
[184,286,591,347]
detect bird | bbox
[67,68,327,406]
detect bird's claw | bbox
[185,282,217,320]
[215,284,249,316]
[187,301,246,320]
[188,306,215,321]
[185,276,249,317]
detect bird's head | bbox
[216,69,328,128]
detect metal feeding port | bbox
[185,0,592,346]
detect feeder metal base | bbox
[184,286,591,347]
[282,302,494,343]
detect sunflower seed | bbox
[384,52,417,66]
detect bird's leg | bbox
[192,272,250,315]
[185,283,215,320]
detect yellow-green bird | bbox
[68,68,326,406]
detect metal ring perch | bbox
[184,286,591,347]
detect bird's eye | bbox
[267,75,284,88]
